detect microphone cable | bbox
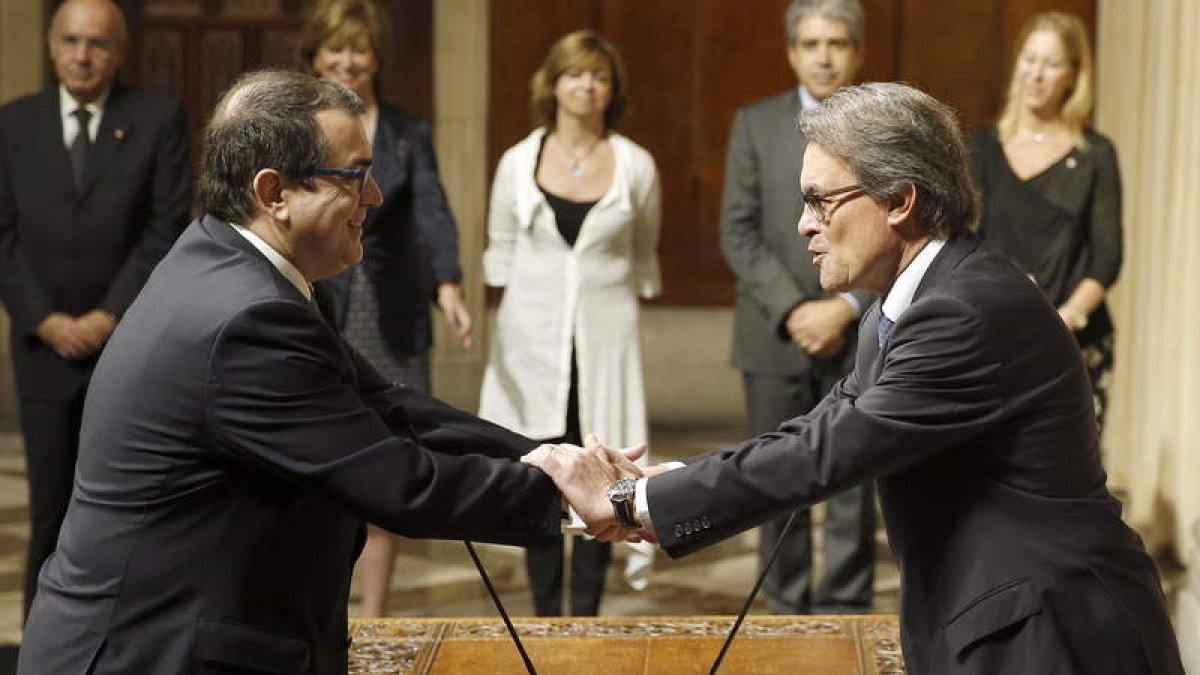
[708,509,800,675]
[464,541,539,675]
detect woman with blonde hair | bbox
[969,11,1122,429]
[479,30,661,616]
[299,0,473,617]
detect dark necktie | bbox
[877,314,895,348]
[69,107,92,187]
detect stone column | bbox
[429,0,489,411]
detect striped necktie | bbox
[69,107,92,187]
[877,314,895,348]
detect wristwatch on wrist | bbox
[606,477,641,528]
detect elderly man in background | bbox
[720,0,874,615]
[529,82,1184,674]
[0,0,191,618]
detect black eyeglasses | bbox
[308,165,373,197]
[801,183,865,223]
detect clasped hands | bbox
[521,434,676,544]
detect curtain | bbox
[1096,0,1200,562]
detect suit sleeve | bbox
[0,114,55,336]
[648,294,1006,557]
[99,99,192,318]
[1084,139,1122,287]
[205,300,560,544]
[482,151,519,288]
[350,341,538,460]
[632,153,662,299]
[718,109,805,332]
[407,119,463,286]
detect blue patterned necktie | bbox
[877,314,895,348]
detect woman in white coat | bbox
[479,30,661,617]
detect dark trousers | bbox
[744,370,876,614]
[525,353,611,616]
[19,391,86,621]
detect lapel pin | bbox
[1065,157,1077,169]
[114,129,126,140]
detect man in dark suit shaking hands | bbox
[0,0,191,618]
[529,83,1184,674]
[17,70,564,674]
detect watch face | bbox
[607,478,635,502]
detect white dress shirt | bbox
[228,222,312,302]
[60,85,107,148]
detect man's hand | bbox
[76,309,117,353]
[36,312,93,360]
[436,283,473,348]
[785,297,853,358]
[522,434,651,541]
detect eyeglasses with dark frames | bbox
[308,164,374,197]
[801,183,865,223]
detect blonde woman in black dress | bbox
[969,11,1122,428]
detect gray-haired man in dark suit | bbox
[0,0,191,619]
[719,0,874,614]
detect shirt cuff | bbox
[561,503,587,535]
[635,461,686,537]
[838,292,862,318]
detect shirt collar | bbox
[228,222,313,302]
[59,84,109,119]
[881,238,946,322]
[798,86,820,111]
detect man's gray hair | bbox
[798,82,978,239]
[197,69,364,225]
[785,0,864,47]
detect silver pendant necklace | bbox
[554,135,601,178]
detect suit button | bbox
[701,517,710,529]
[674,524,683,537]
[683,522,693,535]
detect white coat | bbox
[479,128,661,450]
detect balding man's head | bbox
[48,0,128,104]
[197,70,364,225]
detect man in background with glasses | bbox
[0,0,191,620]
[718,0,874,616]
[18,70,568,675]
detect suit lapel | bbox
[79,85,132,199]
[371,105,409,198]
[911,233,979,302]
[779,90,804,195]
[37,90,77,195]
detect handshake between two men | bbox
[521,435,678,545]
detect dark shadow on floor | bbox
[0,644,17,675]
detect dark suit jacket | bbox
[649,234,1182,673]
[0,84,192,400]
[325,102,462,356]
[18,216,560,675]
[719,89,869,377]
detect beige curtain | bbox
[1096,0,1200,561]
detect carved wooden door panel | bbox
[112,0,432,176]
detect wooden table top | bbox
[349,615,905,674]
